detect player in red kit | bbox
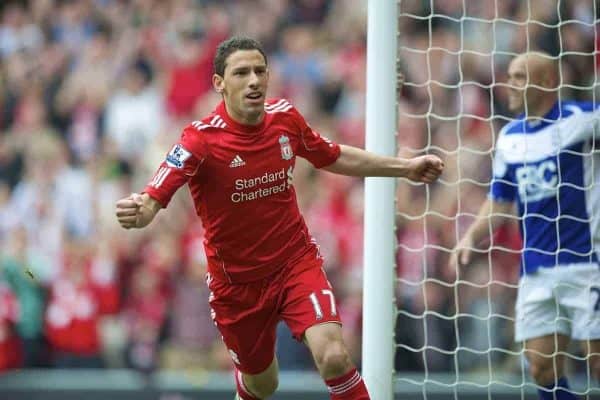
[115,37,443,400]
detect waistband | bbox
[207,244,319,284]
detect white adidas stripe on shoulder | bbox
[265,98,288,110]
[191,121,211,130]
[265,100,291,111]
[266,104,293,113]
[191,116,227,131]
[265,99,293,114]
[210,115,227,128]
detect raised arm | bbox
[114,127,204,230]
[322,144,444,183]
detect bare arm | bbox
[115,193,162,229]
[322,144,444,183]
[450,197,514,269]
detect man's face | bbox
[213,49,269,124]
[506,57,528,113]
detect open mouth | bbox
[246,92,262,101]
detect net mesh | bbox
[395,0,600,398]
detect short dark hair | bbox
[213,36,267,77]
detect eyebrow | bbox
[231,63,267,70]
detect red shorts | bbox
[207,250,342,374]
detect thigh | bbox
[524,334,570,369]
[585,339,600,379]
[280,256,342,341]
[580,339,600,359]
[514,273,570,342]
[208,275,279,374]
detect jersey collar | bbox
[543,100,561,121]
[517,100,561,131]
[216,101,267,134]
[518,100,561,119]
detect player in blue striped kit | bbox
[451,52,600,400]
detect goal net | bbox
[394,0,599,398]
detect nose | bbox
[248,71,260,88]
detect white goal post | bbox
[362,1,397,399]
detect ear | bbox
[548,71,559,91]
[541,71,554,91]
[212,74,224,93]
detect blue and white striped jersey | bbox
[490,101,600,274]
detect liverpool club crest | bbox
[279,135,293,160]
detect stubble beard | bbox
[508,93,524,114]
[242,104,264,125]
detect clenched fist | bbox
[115,193,160,229]
[405,155,444,184]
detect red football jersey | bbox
[144,99,341,283]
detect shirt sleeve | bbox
[558,102,600,146]
[143,128,204,207]
[290,108,341,168]
[489,144,517,203]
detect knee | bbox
[528,359,559,386]
[245,376,279,399]
[314,340,353,378]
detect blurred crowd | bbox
[0,0,368,374]
[0,0,597,381]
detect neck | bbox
[526,95,558,119]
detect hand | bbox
[115,193,144,229]
[405,155,444,183]
[448,235,474,276]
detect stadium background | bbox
[0,0,598,398]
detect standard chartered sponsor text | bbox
[231,168,292,203]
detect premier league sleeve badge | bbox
[166,144,192,168]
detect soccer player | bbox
[115,36,444,400]
[450,52,600,400]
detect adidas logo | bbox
[229,155,246,168]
